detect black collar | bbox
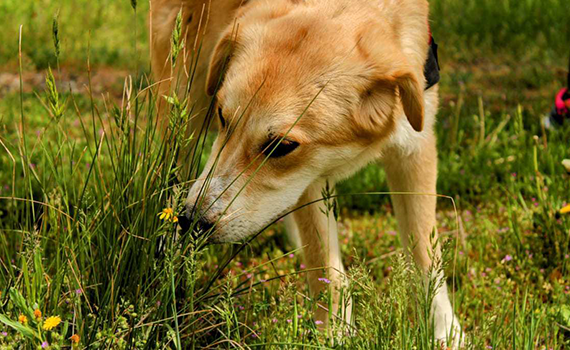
[424,35,440,90]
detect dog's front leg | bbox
[291,180,352,329]
[383,133,463,347]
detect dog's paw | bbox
[435,316,465,349]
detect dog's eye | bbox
[263,138,300,158]
[218,107,226,128]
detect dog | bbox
[152,0,463,346]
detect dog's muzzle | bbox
[177,209,215,238]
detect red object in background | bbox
[555,88,569,115]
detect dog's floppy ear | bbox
[357,69,424,134]
[206,29,240,96]
[356,28,425,133]
[394,70,424,132]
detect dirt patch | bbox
[0,67,131,99]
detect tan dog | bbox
[152,0,463,346]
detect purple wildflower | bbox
[502,255,513,262]
[318,277,331,284]
[300,264,306,269]
[315,320,324,325]
[41,341,49,348]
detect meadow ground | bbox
[1,0,570,348]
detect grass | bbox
[1,0,570,348]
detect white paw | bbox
[434,314,464,349]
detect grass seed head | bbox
[171,9,185,67]
[52,11,60,59]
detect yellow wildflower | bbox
[158,208,174,221]
[561,204,570,214]
[172,216,178,223]
[18,314,27,324]
[34,308,42,320]
[42,316,61,331]
[70,334,80,344]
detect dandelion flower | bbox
[34,309,42,320]
[43,316,61,331]
[70,334,80,344]
[560,204,570,214]
[18,314,27,324]
[158,208,178,222]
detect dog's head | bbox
[183,0,426,242]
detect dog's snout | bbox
[196,217,214,234]
[177,207,215,237]
[177,212,192,234]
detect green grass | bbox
[1,0,570,348]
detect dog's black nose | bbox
[177,211,214,237]
[196,217,214,234]
[177,213,192,234]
